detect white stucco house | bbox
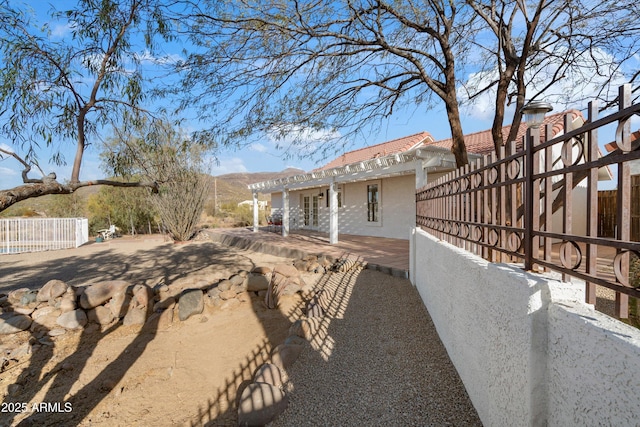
[247,110,612,243]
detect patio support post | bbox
[329,181,338,244]
[252,191,259,232]
[282,189,290,237]
[415,159,427,189]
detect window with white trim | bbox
[367,183,379,222]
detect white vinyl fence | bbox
[0,217,89,254]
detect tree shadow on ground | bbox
[0,241,258,293]
[0,239,274,426]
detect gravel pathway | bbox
[272,267,482,426]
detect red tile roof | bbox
[427,110,584,155]
[603,130,640,152]
[317,131,434,170]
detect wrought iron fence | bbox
[0,217,89,254]
[417,84,640,318]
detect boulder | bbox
[253,363,284,388]
[275,263,300,278]
[178,289,204,321]
[153,297,176,312]
[237,383,288,426]
[37,280,68,302]
[58,296,76,313]
[229,274,246,287]
[30,308,62,332]
[306,302,324,318]
[247,274,270,292]
[7,288,30,306]
[251,266,272,275]
[123,285,154,325]
[108,289,131,319]
[79,280,131,309]
[87,306,115,326]
[284,335,307,346]
[217,279,232,292]
[230,282,248,294]
[271,343,304,370]
[219,289,237,301]
[123,306,147,326]
[0,313,32,335]
[293,259,310,272]
[288,318,318,341]
[206,287,221,299]
[56,309,87,330]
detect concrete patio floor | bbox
[205,228,410,277]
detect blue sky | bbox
[0,2,638,190]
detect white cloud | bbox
[0,166,18,176]
[250,143,269,153]
[0,143,14,154]
[458,47,630,123]
[51,23,73,38]
[267,124,341,155]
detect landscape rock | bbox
[58,296,76,313]
[206,287,221,299]
[0,313,33,335]
[109,289,131,319]
[230,282,248,294]
[293,259,310,272]
[306,302,324,318]
[7,288,30,306]
[274,263,300,278]
[56,309,88,330]
[178,289,204,321]
[153,297,176,312]
[37,280,69,302]
[288,318,318,341]
[121,285,154,326]
[284,335,307,346]
[87,306,116,325]
[237,383,289,426]
[30,309,62,333]
[271,343,304,370]
[80,280,131,309]
[229,274,246,287]
[217,279,232,292]
[123,306,147,326]
[253,363,284,388]
[247,274,270,292]
[219,289,237,300]
[48,328,67,337]
[251,266,272,275]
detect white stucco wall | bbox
[411,227,640,426]
[272,174,416,240]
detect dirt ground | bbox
[0,235,309,426]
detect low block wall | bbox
[411,227,640,426]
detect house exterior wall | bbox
[411,227,640,426]
[270,174,416,240]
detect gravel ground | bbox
[272,267,483,427]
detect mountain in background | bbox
[0,168,305,217]
[212,168,304,205]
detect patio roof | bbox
[248,143,462,193]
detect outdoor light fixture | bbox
[318,191,324,199]
[521,100,553,128]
